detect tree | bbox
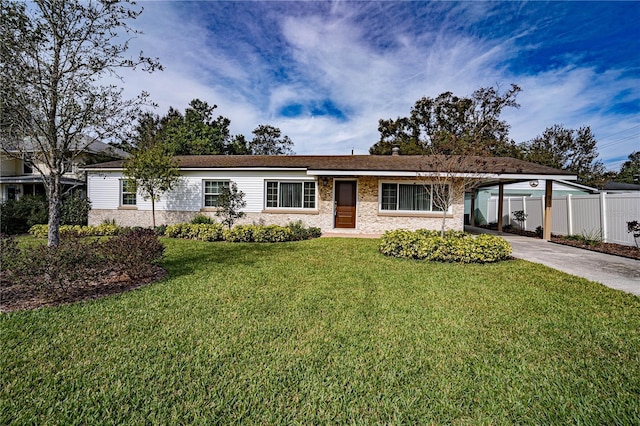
[123,144,181,228]
[215,182,246,229]
[418,154,489,237]
[248,125,295,155]
[522,125,607,186]
[370,84,521,157]
[0,0,160,246]
[162,99,232,155]
[617,151,640,184]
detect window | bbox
[121,180,136,206]
[203,180,229,207]
[266,181,316,209]
[23,162,33,174]
[380,182,450,212]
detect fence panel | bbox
[570,196,602,239]
[552,197,569,235]
[508,198,525,228]
[524,197,543,232]
[486,193,640,246]
[605,193,640,246]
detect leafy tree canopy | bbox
[121,100,294,156]
[521,125,608,187]
[249,124,295,155]
[370,84,522,156]
[616,151,640,184]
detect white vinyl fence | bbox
[487,193,640,246]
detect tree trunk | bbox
[441,210,446,238]
[47,173,62,247]
[151,196,156,228]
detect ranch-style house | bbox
[84,154,576,237]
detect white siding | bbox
[88,170,316,212]
[87,172,122,209]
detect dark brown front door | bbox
[335,181,356,228]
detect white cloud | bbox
[109,2,637,170]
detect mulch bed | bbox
[550,237,640,261]
[1,266,167,313]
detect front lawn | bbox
[2,238,638,424]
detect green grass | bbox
[2,238,639,424]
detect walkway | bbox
[466,226,640,296]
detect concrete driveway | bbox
[466,226,640,296]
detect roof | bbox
[84,155,576,179]
[0,175,84,186]
[603,181,640,191]
[2,136,129,159]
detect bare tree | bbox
[418,154,489,237]
[0,0,161,246]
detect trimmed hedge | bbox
[31,221,322,243]
[29,224,121,238]
[164,223,225,242]
[380,229,512,263]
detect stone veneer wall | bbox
[89,176,464,234]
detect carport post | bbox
[543,180,553,240]
[497,182,504,232]
[470,190,476,226]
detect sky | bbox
[116,0,640,171]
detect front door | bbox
[334,181,356,228]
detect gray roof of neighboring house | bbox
[603,181,640,191]
[84,155,576,177]
[2,136,129,159]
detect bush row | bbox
[164,221,321,243]
[29,220,322,243]
[1,229,164,295]
[379,229,512,263]
[29,223,121,238]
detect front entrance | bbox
[334,180,356,228]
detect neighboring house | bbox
[468,180,598,226]
[84,155,576,235]
[0,139,129,202]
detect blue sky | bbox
[118,1,640,170]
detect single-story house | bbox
[84,155,577,236]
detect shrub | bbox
[512,210,527,230]
[0,196,48,234]
[163,222,322,243]
[223,225,255,242]
[154,225,167,236]
[535,226,544,238]
[287,220,322,241]
[190,214,215,225]
[253,225,292,243]
[21,237,103,294]
[61,193,91,226]
[98,229,165,279]
[0,234,22,276]
[380,229,512,263]
[29,224,120,238]
[164,223,224,242]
